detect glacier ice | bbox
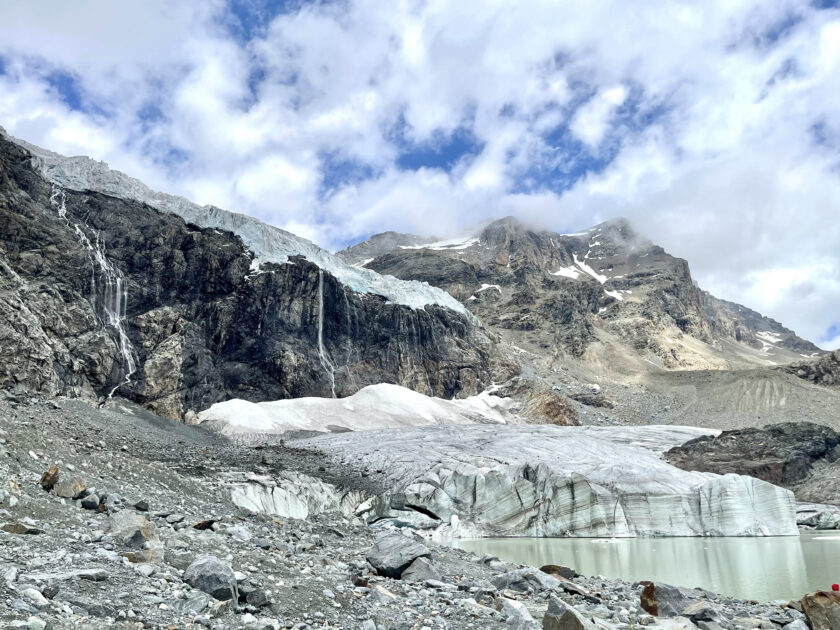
[297,424,799,538]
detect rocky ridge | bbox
[0,133,498,418]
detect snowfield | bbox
[197,383,515,436]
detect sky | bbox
[0,1,839,349]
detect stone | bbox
[801,591,840,630]
[20,587,49,608]
[783,620,810,630]
[492,568,560,594]
[2,523,43,535]
[27,617,47,630]
[133,500,149,512]
[365,532,431,578]
[246,588,271,608]
[400,557,441,583]
[541,565,580,580]
[54,476,86,499]
[108,510,162,562]
[640,581,698,617]
[184,555,239,602]
[498,597,537,629]
[169,592,213,615]
[39,466,59,491]
[166,513,184,524]
[81,494,101,510]
[543,595,597,630]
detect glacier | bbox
[4,130,467,315]
[295,424,799,538]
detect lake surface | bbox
[452,533,840,602]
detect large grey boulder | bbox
[183,555,238,602]
[400,557,442,583]
[543,595,597,630]
[365,533,431,579]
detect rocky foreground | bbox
[2,394,839,630]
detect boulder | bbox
[400,557,441,583]
[498,597,538,629]
[366,532,431,579]
[183,555,239,602]
[40,466,59,491]
[640,581,699,617]
[107,511,161,562]
[54,477,86,499]
[492,568,560,594]
[802,591,840,630]
[543,595,597,630]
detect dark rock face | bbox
[783,351,840,387]
[664,422,840,502]
[0,136,493,417]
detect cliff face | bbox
[0,136,494,418]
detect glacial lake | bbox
[452,533,840,602]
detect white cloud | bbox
[0,0,838,345]
[570,85,628,146]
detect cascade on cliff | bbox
[317,269,337,398]
[50,185,137,397]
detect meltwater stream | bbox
[453,533,840,602]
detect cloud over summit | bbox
[0,0,838,347]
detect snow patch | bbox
[604,289,624,301]
[551,266,580,279]
[477,284,501,293]
[574,254,608,284]
[198,383,515,436]
[399,237,479,251]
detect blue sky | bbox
[0,0,839,348]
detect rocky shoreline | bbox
[2,394,839,630]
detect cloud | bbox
[0,0,839,346]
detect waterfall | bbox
[50,185,137,398]
[317,269,337,398]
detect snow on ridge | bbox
[399,236,479,251]
[477,283,501,293]
[573,253,608,284]
[197,383,515,436]
[12,135,467,315]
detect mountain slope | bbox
[0,132,496,418]
[338,216,822,370]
